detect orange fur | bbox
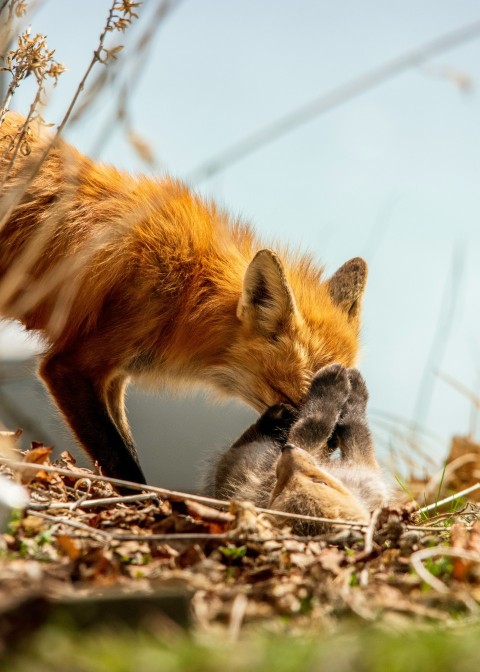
[0,112,367,483]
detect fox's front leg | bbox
[105,374,136,450]
[288,363,350,454]
[334,368,379,469]
[39,353,147,486]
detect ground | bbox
[1,444,480,670]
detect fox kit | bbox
[206,365,391,532]
[0,113,367,485]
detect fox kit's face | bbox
[211,251,367,411]
[269,444,369,523]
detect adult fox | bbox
[0,112,367,485]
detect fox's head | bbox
[268,444,369,530]
[212,250,367,411]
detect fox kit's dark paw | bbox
[288,364,350,450]
[338,369,368,425]
[256,403,298,443]
[306,364,350,409]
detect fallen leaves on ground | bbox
[1,447,480,648]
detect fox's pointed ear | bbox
[237,249,297,334]
[327,257,367,320]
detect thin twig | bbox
[27,492,159,511]
[423,454,480,500]
[359,508,381,587]
[417,484,480,515]
[0,458,371,529]
[37,525,477,544]
[409,524,474,533]
[53,2,118,139]
[0,0,136,238]
[31,510,112,541]
[22,504,476,536]
[411,546,480,595]
[420,506,470,527]
[51,530,354,544]
[69,491,91,511]
[0,84,43,188]
[90,0,185,155]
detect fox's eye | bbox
[311,478,328,486]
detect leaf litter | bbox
[1,441,480,649]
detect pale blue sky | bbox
[3,0,480,467]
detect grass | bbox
[395,474,420,510]
[433,463,448,515]
[3,621,480,672]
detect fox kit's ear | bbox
[327,257,367,320]
[237,249,297,334]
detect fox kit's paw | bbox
[338,369,368,425]
[288,364,350,450]
[256,403,298,443]
[306,364,350,409]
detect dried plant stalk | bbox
[0,0,142,332]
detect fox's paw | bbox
[338,369,368,425]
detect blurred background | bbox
[1,0,480,490]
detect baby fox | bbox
[0,113,367,484]
[206,365,391,532]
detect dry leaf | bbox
[317,547,345,575]
[56,535,81,560]
[19,450,51,484]
[451,521,480,581]
[21,515,46,534]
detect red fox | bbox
[0,112,367,485]
[206,366,392,532]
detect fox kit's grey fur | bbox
[203,403,297,508]
[205,364,391,528]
